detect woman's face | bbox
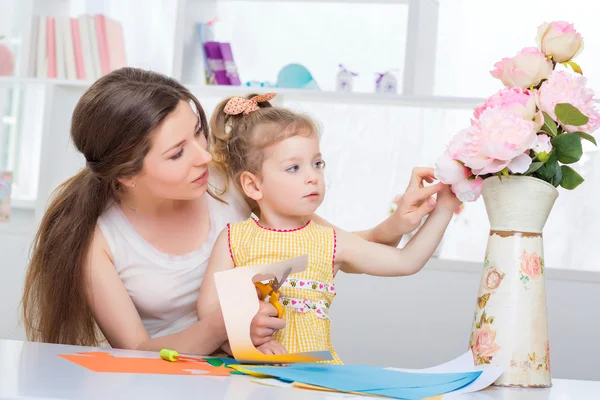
[133,100,213,200]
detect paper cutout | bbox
[58,352,234,376]
[214,254,333,364]
[234,363,481,398]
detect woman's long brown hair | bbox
[22,68,208,346]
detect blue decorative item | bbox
[245,80,279,88]
[276,64,320,90]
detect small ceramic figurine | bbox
[375,71,397,94]
[336,64,358,92]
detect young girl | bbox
[197,93,460,364]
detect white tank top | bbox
[97,172,250,338]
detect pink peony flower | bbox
[473,325,501,358]
[474,87,544,131]
[537,70,600,133]
[491,47,553,89]
[434,151,471,185]
[520,250,542,278]
[451,176,484,202]
[536,21,584,63]
[533,134,553,154]
[459,107,537,175]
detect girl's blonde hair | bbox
[209,94,319,210]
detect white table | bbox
[0,340,598,399]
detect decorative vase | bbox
[468,176,558,388]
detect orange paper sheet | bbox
[58,352,233,376]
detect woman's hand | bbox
[392,167,445,234]
[256,340,288,355]
[250,301,286,347]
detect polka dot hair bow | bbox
[223,93,277,116]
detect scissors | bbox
[254,267,291,319]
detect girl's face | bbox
[131,100,213,200]
[255,133,326,217]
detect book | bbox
[219,42,241,85]
[0,171,12,222]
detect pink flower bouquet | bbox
[435,21,598,202]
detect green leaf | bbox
[551,164,563,187]
[560,166,585,190]
[541,112,558,136]
[551,133,583,164]
[525,162,544,175]
[575,132,598,146]
[536,152,559,182]
[555,103,589,127]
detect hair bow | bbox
[223,93,277,116]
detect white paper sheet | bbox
[386,349,505,399]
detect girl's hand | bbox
[436,183,462,212]
[256,340,288,355]
[392,168,445,233]
[250,301,286,347]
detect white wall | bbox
[331,261,600,382]
[1,226,598,382]
[0,209,35,341]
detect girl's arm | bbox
[313,168,443,247]
[85,226,227,355]
[335,186,460,276]
[197,229,286,348]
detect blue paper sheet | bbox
[361,375,476,400]
[239,363,481,394]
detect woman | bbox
[22,68,444,355]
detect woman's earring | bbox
[131,183,136,188]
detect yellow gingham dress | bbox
[227,217,342,364]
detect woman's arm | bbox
[335,185,460,276]
[313,168,443,247]
[84,226,227,355]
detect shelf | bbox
[187,84,484,109]
[0,77,94,88]
[0,77,483,109]
[0,37,22,45]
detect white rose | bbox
[536,21,584,63]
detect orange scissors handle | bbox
[254,281,272,299]
[254,282,284,318]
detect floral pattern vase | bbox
[469,176,557,387]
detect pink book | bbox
[94,14,110,75]
[105,18,127,71]
[46,17,56,78]
[71,18,85,79]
